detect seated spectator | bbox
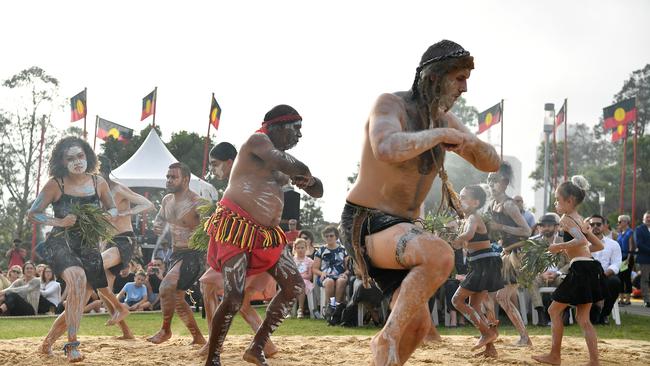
[589,214,622,324]
[112,265,135,294]
[145,257,166,310]
[84,291,103,313]
[118,271,150,311]
[38,265,61,314]
[293,238,314,318]
[0,270,11,291]
[341,259,384,327]
[298,229,316,258]
[0,261,41,316]
[526,214,569,326]
[6,265,22,284]
[313,225,349,323]
[35,263,46,278]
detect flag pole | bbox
[619,133,627,214]
[83,87,88,141]
[93,115,99,150]
[631,98,638,225]
[563,98,568,181]
[201,93,214,178]
[500,99,504,160]
[152,86,158,128]
[31,120,46,260]
[553,111,558,189]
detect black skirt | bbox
[461,249,504,293]
[37,228,108,290]
[552,259,606,305]
[106,232,136,276]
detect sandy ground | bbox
[0,335,649,365]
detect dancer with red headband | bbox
[204,105,323,366]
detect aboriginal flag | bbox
[611,123,628,143]
[555,101,566,127]
[603,98,637,130]
[141,89,156,121]
[70,89,87,122]
[477,102,502,134]
[96,117,134,142]
[209,95,222,130]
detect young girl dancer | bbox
[533,176,605,366]
[451,185,503,357]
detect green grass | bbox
[1,309,649,341]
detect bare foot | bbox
[106,304,130,326]
[423,325,442,343]
[39,341,54,357]
[264,342,278,358]
[474,343,498,358]
[63,343,85,363]
[116,333,135,340]
[243,346,269,366]
[198,343,210,357]
[147,329,172,344]
[532,353,561,365]
[513,336,533,347]
[370,332,401,366]
[190,334,206,345]
[471,330,497,351]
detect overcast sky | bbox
[1,0,649,222]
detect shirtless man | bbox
[97,156,154,338]
[147,162,206,345]
[342,40,500,366]
[28,137,121,362]
[198,142,278,357]
[204,105,323,366]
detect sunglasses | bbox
[11,270,21,273]
[325,234,336,238]
[589,222,603,227]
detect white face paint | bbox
[211,162,226,180]
[65,146,87,175]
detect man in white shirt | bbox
[589,214,622,325]
[514,195,536,230]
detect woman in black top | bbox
[28,137,118,362]
[486,162,532,347]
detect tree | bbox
[530,64,649,222]
[0,67,60,241]
[101,125,161,169]
[451,96,479,127]
[300,194,325,234]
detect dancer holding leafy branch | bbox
[29,136,121,363]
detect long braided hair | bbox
[410,40,474,175]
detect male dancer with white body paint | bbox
[342,40,501,365]
[147,162,206,345]
[97,156,154,338]
[204,105,323,366]
[198,142,278,358]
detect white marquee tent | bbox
[111,129,218,200]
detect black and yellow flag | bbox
[477,102,502,134]
[141,89,156,121]
[209,95,222,130]
[97,118,133,142]
[70,89,87,122]
[603,98,637,130]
